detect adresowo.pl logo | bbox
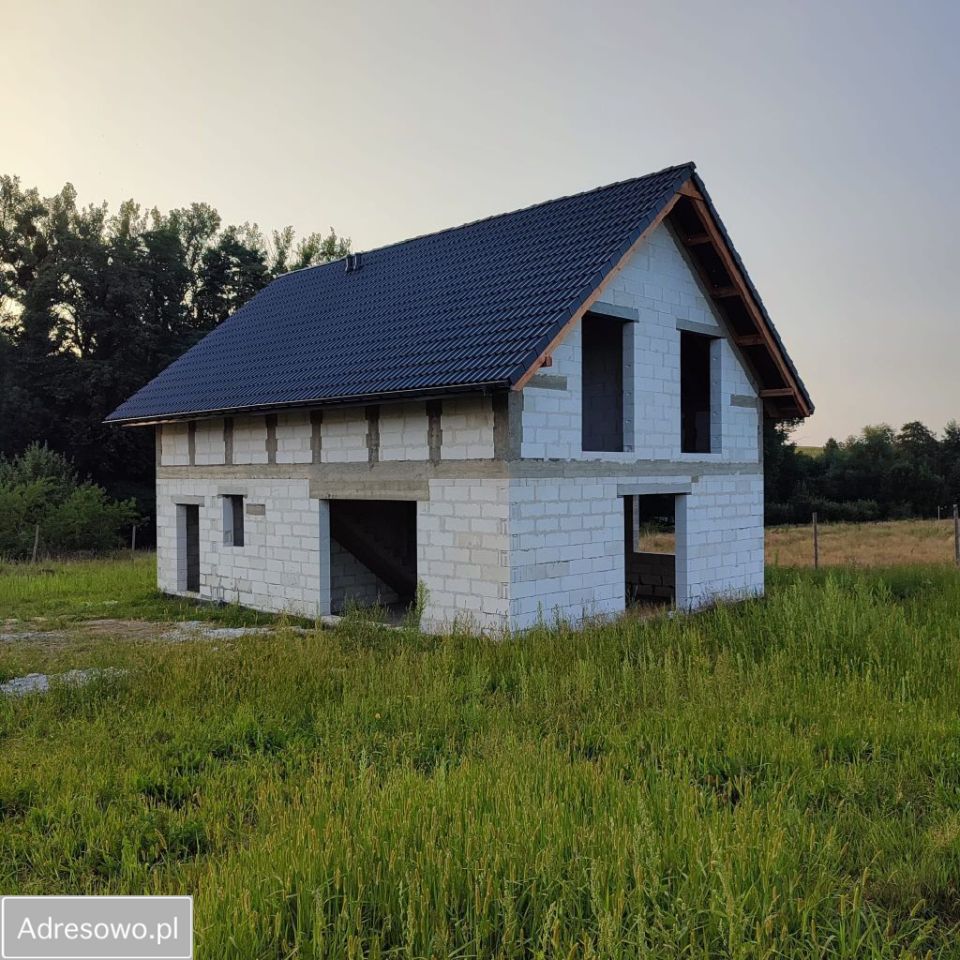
[1,896,192,960]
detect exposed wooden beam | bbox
[735,334,766,347]
[513,190,686,392]
[682,232,712,246]
[674,186,812,417]
[710,285,739,298]
[759,388,794,398]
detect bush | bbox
[0,443,138,559]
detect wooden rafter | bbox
[673,180,811,418]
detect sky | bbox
[3,0,957,444]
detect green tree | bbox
[0,174,350,524]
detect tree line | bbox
[764,420,960,524]
[0,175,349,516]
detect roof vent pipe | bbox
[344,252,363,273]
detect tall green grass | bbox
[1,564,959,957]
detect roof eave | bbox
[104,379,513,427]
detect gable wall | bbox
[519,222,761,464]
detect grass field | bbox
[635,517,960,569]
[2,544,960,957]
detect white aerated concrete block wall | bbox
[380,402,429,461]
[676,474,765,609]
[156,477,326,616]
[233,417,268,464]
[418,478,509,632]
[160,424,190,465]
[276,412,312,464]
[520,328,581,461]
[440,397,495,459]
[194,419,225,465]
[508,478,623,629]
[320,409,368,463]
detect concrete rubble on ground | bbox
[0,667,124,697]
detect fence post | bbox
[131,524,138,556]
[812,511,819,570]
[954,504,959,568]
[31,523,40,564]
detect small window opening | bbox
[223,494,245,547]
[582,316,626,452]
[680,331,714,453]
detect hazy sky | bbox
[4,0,957,444]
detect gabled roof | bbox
[106,162,812,424]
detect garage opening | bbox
[328,500,417,616]
[624,494,675,607]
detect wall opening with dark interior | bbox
[177,503,200,593]
[328,500,417,615]
[582,316,626,452]
[680,331,714,453]
[624,494,676,606]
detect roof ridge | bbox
[278,161,697,280]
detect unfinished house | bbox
[106,162,812,632]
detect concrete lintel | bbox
[173,495,205,506]
[159,459,510,482]
[508,459,762,479]
[216,485,248,496]
[526,374,568,391]
[730,393,760,408]
[617,481,692,497]
[310,479,429,501]
[157,457,761,484]
[676,317,724,338]
[588,301,639,322]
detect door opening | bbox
[178,503,200,592]
[624,494,676,607]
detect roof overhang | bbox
[106,380,511,427]
[668,176,813,419]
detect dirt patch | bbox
[1,618,168,648]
